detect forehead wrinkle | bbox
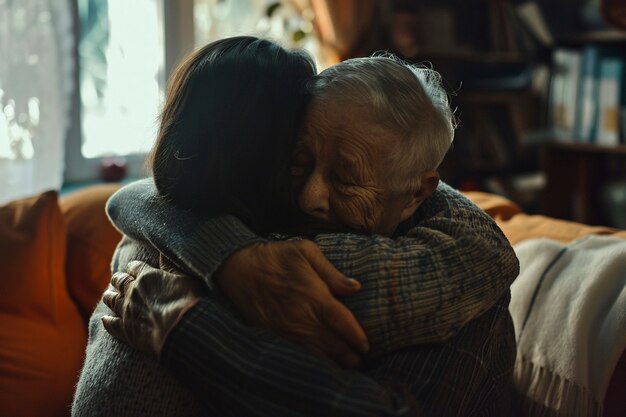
[304,99,397,178]
[334,139,381,184]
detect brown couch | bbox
[0,185,121,417]
[0,185,623,416]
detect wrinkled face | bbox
[291,98,417,236]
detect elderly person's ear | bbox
[416,170,440,201]
[399,170,440,222]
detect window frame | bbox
[63,0,195,184]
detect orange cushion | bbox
[0,191,86,417]
[495,213,621,245]
[462,191,524,221]
[60,184,122,321]
[463,191,622,244]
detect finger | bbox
[102,315,126,342]
[307,329,362,369]
[322,299,369,354]
[102,289,122,315]
[126,260,150,277]
[111,272,135,295]
[299,242,361,296]
[159,254,182,274]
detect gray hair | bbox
[309,54,455,193]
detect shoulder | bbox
[106,178,159,217]
[401,181,496,232]
[421,181,487,217]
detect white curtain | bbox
[0,0,74,205]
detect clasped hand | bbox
[103,240,369,367]
[102,261,205,358]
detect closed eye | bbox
[290,147,313,177]
[290,164,311,177]
[335,180,356,188]
[331,171,357,187]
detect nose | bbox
[298,169,330,221]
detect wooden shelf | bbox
[457,89,536,103]
[407,49,530,64]
[559,29,626,45]
[544,141,626,154]
[541,141,626,226]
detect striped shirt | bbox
[72,179,518,417]
[163,293,514,416]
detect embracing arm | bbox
[314,182,519,356]
[160,298,420,417]
[107,179,368,366]
[102,264,419,417]
[107,180,518,358]
[106,178,264,289]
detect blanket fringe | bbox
[512,355,602,417]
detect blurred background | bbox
[1,0,625,227]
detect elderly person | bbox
[84,52,518,416]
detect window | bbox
[78,0,164,158]
[193,0,316,51]
[64,0,318,183]
[0,0,73,203]
[65,0,166,183]
[2,0,320,193]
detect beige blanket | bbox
[510,236,626,417]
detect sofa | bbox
[0,184,623,417]
[0,185,121,417]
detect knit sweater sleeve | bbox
[106,178,265,289]
[313,183,519,357]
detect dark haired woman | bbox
[73,36,358,417]
[150,36,312,233]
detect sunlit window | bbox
[193,0,318,59]
[77,0,164,158]
[78,0,316,162]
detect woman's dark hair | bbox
[150,36,316,234]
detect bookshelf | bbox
[543,23,626,226]
[364,0,626,220]
[541,141,626,226]
[359,0,554,210]
[561,30,626,45]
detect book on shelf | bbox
[463,103,520,171]
[493,0,555,57]
[548,44,625,146]
[549,49,580,138]
[575,46,599,142]
[515,1,554,48]
[596,58,623,145]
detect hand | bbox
[101,261,206,358]
[215,240,369,367]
